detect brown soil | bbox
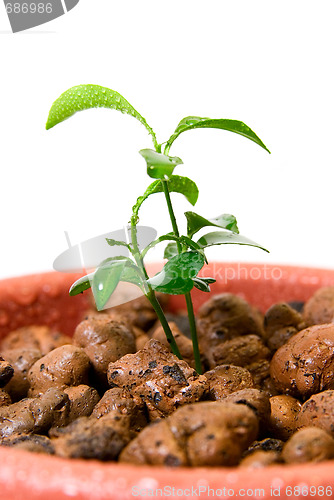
[1,287,334,468]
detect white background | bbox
[0,0,333,279]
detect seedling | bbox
[46,85,270,374]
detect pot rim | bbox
[1,445,334,500]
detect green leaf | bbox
[180,236,207,263]
[200,277,216,284]
[166,116,270,154]
[147,251,205,294]
[46,84,158,149]
[97,256,144,287]
[119,265,144,288]
[162,237,205,262]
[163,242,178,260]
[197,231,269,253]
[185,211,239,238]
[99,256,134,266]
[69,273,93,296]
[142,233,178,258]
[132,180,161,219]
[169,176,199,206]
[151,276,194,295]
[141,233,205,261]
[92,260,127,310]
[139,149,183,179]
[132,175,198,221]
[192,277,216,292]
[106,238,131,251]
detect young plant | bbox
[46,85,270,374]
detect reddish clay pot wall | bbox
[1,264,334,500]
[0,272,91,341]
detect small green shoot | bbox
[47,84,270,374]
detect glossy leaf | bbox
[185,211,239,238]
[192,277,216,292]
[148,252,205,294]
[46,84,158,149]
[163,242,178,260]
[119,265,144,288]
[92,260,127,310]
[106,238,131,250]
[139,149,183,179]
[142,233,204,260]
[69,273,93,296]
[197,231,269,252]
[132,175,198,221]
[168,176,199,206]
[97,257,144,287]
[103,256,144,282]
[202,277,216,284]
[180,235,202,251]
[99,256,134,266]
[142,233,178,258]
[166,116,270,154]
[180,236,207,263]
[151,276,194,295]
[162,236,205,261]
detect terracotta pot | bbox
[1,263,334,500]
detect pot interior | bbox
[1,263,334,500]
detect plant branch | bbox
[161,180,182,251]
[129,218,182,359]
[147,290,182,358]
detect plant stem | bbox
[147,290,182,358]
[161,180,202,374]
[129,219,182,359]
[161,180,182,250]
[130,222,150,285]
[184,292,202,374]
